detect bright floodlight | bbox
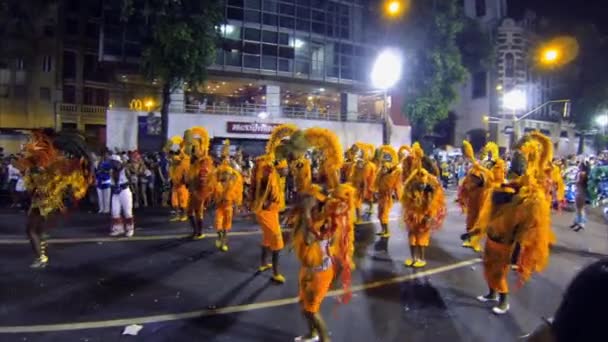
[503,90,527,111]
[371,49,402,90]
[543,49,559,63]
[596,115,608,127]
[258,112,269,119]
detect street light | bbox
[502,90,527,146]
[541,48,560,64]
[385,0,402,16]
[371,49,403,145]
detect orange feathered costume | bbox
[472,133,555,294]
[401,144,446,247]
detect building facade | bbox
[452,0,507,147]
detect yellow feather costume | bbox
[293,183,356,311]
[472,135,554,294]
[19,131,92,218]
[458,141,497,239]
[211,143,244,232]
[183,126,214,218]
[164,136,190,211]
[401,144,446,246]
[347,142,377,210]
[375,145,403,225]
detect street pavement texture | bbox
[0,193,606,342]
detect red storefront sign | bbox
[226,122,281,135]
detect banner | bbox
[226,122,281,135]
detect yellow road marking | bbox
[0,258,480,333]
[0,219,398,245]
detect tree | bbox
[120,0,222,144]
[401,0,468,142]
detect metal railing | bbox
[181,103,382,123]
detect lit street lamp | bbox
[502,89,527,145]
[596,114,608,135]
[541,48,560,64]
[384,0,407,18]
[371,49,403,144]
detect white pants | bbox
[111,188,134,234]
[97,187,111,213]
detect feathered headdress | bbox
[398,145,411,160]
[482,142,500,161]
[353,142,375,161]
[304,128,344,189]
[163,136,184,153]
[266,124,299,158]
[377,145,398,165]
[529,131,553,168]
[462,140,476,164]
[183,126,210,157]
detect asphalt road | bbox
[0,193,606,342]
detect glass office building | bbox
[215,0,375,85]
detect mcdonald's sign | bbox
[129,99,143,111]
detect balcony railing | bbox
[179,103,382,123]
[55,103,107,128]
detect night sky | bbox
[508,0,608,33]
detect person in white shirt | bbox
[109,155,135,237]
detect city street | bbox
[1,193,606,342]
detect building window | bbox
[505,53,514,77]
[42,56,52,72]
[475,0,486,17]
[40,87,51,101]
[472,71,487,99]
[65,18,79,35]
[15,58,25,70]
[63,51,77,79]
[14,85,27,98]
[63,85,76,103]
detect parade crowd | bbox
[7,126,608,342]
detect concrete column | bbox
[168,83,185,113]
[265,85,281,117]
[340,93,358,121]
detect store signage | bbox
[227,122,281,135]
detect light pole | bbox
[371,48,402,145]
[502,89,527,146]
[596,114,608,136]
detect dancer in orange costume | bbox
[374,145,402,238]
[251,124,299,283]
[211,140,243,252]
[401,143,446,268]
[462,133,554,315]
[183,127,214,240]
[164,136,190,222]
[293,184,355,342]
[347,142,376,223]
[528,132,565,209]
[457,141,505,251]
[17,130,93,268]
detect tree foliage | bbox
[401,0,468,138]
[120,0,222,140]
